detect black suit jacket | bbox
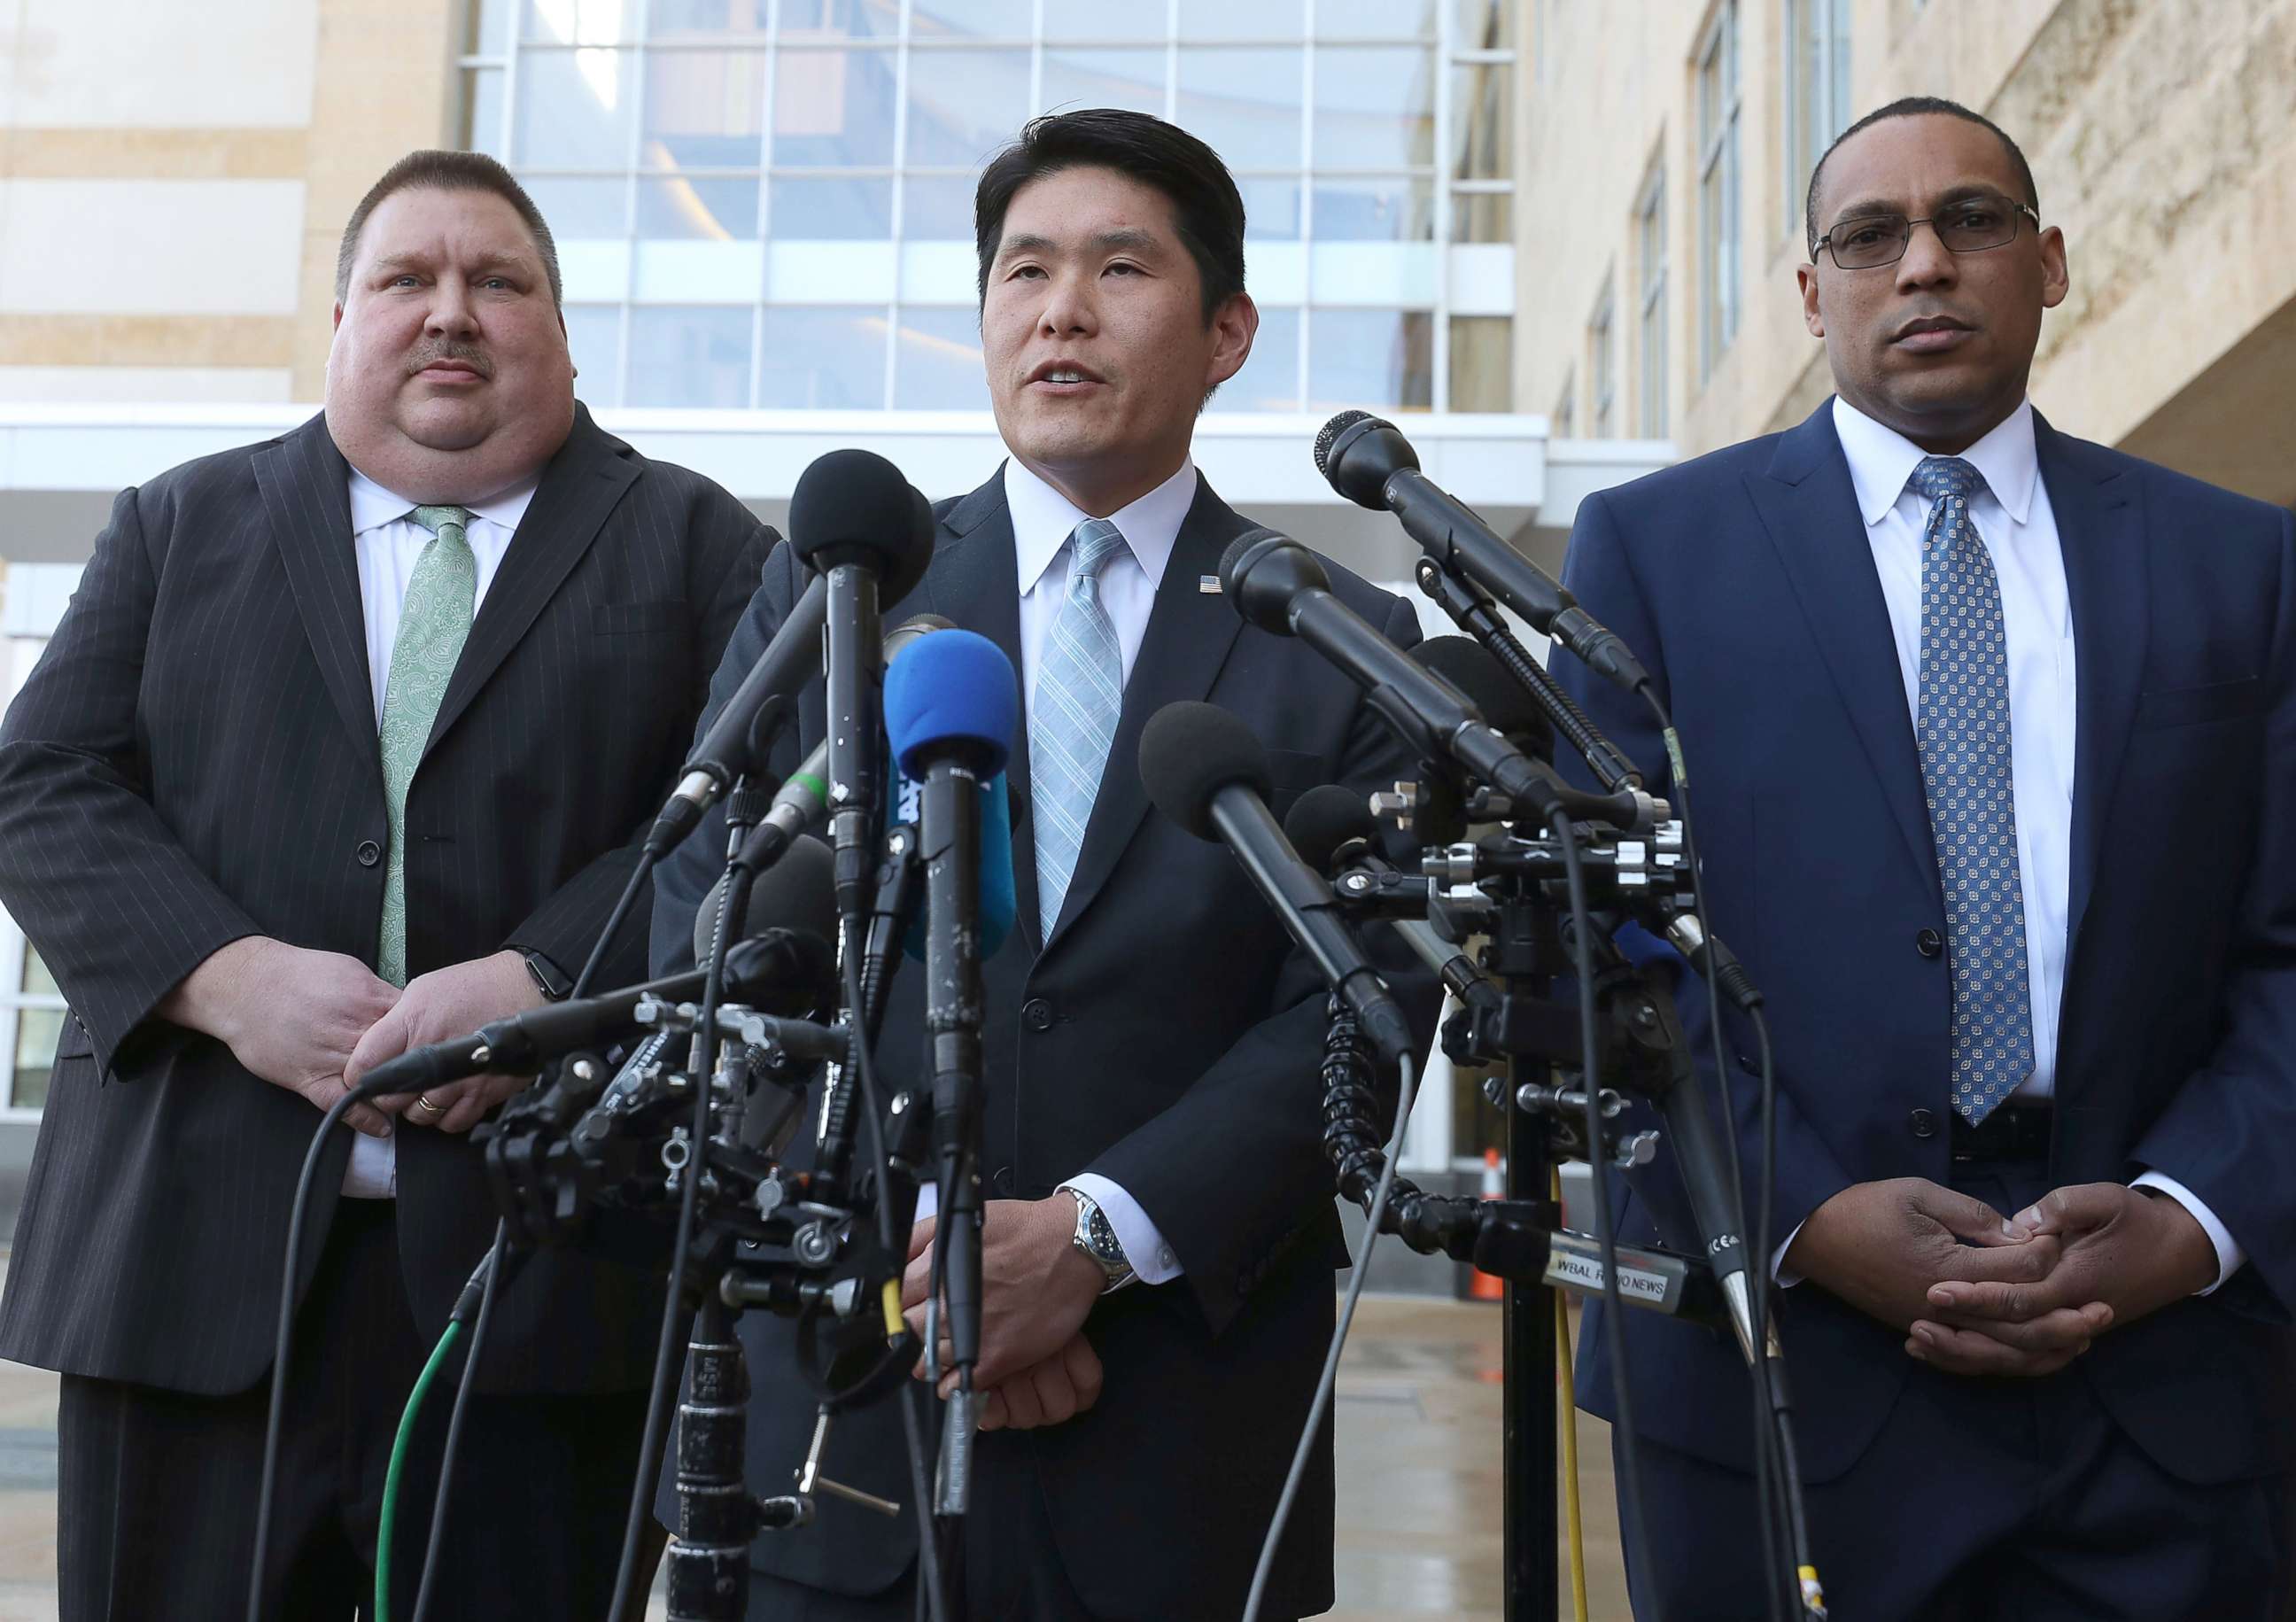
[0,406,772,1396]
[650,470,1433,1620]
[1554,400,2296,1489]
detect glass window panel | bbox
[564,305,624,407]
[462,68,506,160]
[524,176,632,240]
[910,0,1032,40]
[1040,48,1167,120]
[904,49,1031,167]
[642,50,766,169]
[522,0,642,43]
[1449,189,1509,243]
[1448,315,1511,411]
[1042,0,1165,41]
[1307,308,1432,412]
[1176,49,1304,173]
[1241,176,1302,240]
[21,947,57,998]
[469,0,513,55]
[1315,0,1435,38]
[776,0,899,40]
[892,306,989,408]
[1454,0,1513,50]
[772,48,899,166]
[1222,305,1299,412]
[649,0,771,35]
[1313,175,1433,241]
[637,176,761,239]
[1177,0,1302,40]
[1313,47,1436,170]
[758,306,888,407]
[627,305,754,407]
[772,175,894,238]
[902,173,980,240]
[12,1006,61,1113]
[515,49,640,168]
[1451,60,1511,180]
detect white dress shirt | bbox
[1772,400,2240,1290]
[907,457,1198,1285]
[338,469,534,1199]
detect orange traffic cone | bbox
[1470,1147,1506,1300]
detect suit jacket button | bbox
[356,839,383,868]
[1909,1108,1937,1139]
[1021,997,1054,1032]
[1914,927,1943,958]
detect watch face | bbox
[1088,1207,1120,1261]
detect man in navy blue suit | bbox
[1555,97,2296,1619]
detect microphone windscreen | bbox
[787,448,936,600]
[693,832,838,966]
[884,629,1019,778]
[1314,410,1417,509]
[1138,701,1272,842]
[1218,527,1329,634]
[901,771,1017,963]
[1414,635,1555,759]
[1283,784,1378,875]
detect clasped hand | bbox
[1785,1177,2215,1378]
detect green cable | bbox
[376,1319,464,1622]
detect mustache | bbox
[405,340,493,377]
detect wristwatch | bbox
[1059,1185,1137,1294]
[521,948,572,1003]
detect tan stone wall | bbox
[1518,0,2296,505]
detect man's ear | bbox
[1796,264,1825,339]
[1205,292,1260,392]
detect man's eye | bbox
[1951,206,2003,230]
[1843,225,1889,249]
[1105,261,1139,276]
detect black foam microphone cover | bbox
[1138,702,1273,842]
[693,832,838,967]
[1282,785,1379,876]
[1412,636,1555,759]
[787,448,935,600]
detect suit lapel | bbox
[2041,414,2146,959]
[923,473,1040,951]
[1743,401,1940,900]
[423,405,638,759]
[253,415,379,779]
[1044,477,1253,948]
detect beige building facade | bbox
[1521,0,2296,509]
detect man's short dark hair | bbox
[973,109,1246,324]
[335,149,563,307]
[1805,97,2039,259]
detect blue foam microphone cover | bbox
[883,631,1020,962]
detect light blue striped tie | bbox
[1032,517,1129,938]
[1912,455,2035,1125]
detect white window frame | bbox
[1782,0,1852,241]
[1695,0,1741,385]
[1637,162,1667,438]
[1588,272,1615,438]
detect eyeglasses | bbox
[1812,198,2041,270]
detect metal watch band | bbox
[1061,1185,1136,1293]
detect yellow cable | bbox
[1554,1169,1589,1622]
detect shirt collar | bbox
[345,467,539,538]
[1002,455,1198,596]
[1830,395,2037,528]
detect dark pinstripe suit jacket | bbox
[0,405,772,1396]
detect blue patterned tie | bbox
[1912,456,2035,1125]
[1031,517,1129,938]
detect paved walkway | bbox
[0,1296,1630,1622]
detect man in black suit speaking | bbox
[653,110,1432,1619]
[0,151,772,1617]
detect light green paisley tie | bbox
[376,505,477,988]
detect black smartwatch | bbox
[520,949,572,1002]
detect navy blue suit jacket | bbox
[1553,399,2296,1488]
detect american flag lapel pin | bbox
[1198,574,1222,594]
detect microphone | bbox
[690,832,839,995]
[791,451,938,922]
[721,614,958,882]
[1217,529,1572,827]
[373,839,841,1098]
[892,771,1016,964]
[648,574,827,858]
[883,628,1019,1422]
[1412,638,1669,833]
[1138,702,1414,1067]
[1315,411,1649,692]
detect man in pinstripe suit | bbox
[0,151,772,1618]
